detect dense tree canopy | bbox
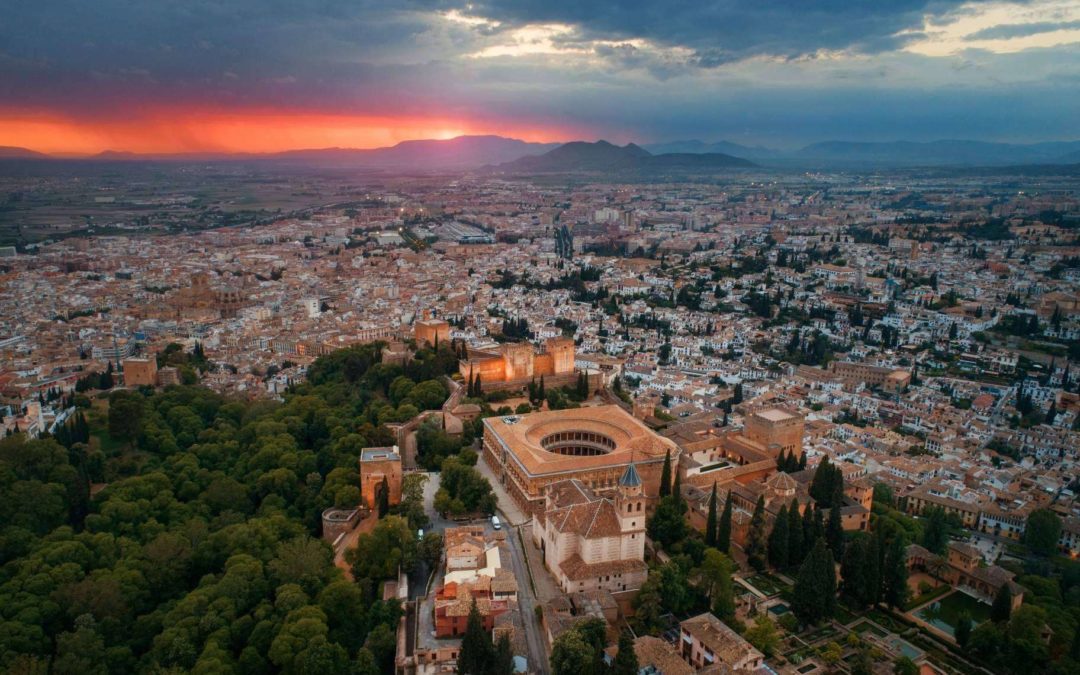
[0,341,464,673]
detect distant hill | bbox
[791,139,1080,167]
[644,139,778,161]
[47,136,562,169]
[0,146,49,159]
[268,135,560,168]
[494,140,754,174]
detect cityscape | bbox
[1,2,1079,675]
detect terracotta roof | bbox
[484,405,677,477]
[559,554,646,581]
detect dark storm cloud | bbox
[440,0,983,62]
[1,0,976,85]
[0,0,1076,146]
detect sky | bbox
[0,0,1078,154]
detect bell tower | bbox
[616,461,646,530]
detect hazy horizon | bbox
[2,1,1078,154]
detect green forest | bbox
[0,341,462,674]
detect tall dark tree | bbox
[658,450,672,498]
[826,505,844,559]
[717,493,733,554]
[611,631,639,675]
[746,496,769,571]
[954,612,973,648]
[991,584,1013,623]
[883,536,909,609]
[921,506,949,555]
[704,483,718,548]
[768,504,790,569]
[840,534,878,609]
[792,537,836,624]
[787,501,804,567]
[377,476,390,517]
[1023,509,1062,557]
[865,534,881,607]
[801,499,815,555]
[459,601,492,675]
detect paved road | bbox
[413,465,552,673]
[503,521,550,675]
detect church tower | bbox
[616,461,647,559]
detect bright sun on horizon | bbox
[0,110,568,155]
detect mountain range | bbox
[646,138,1080,167]
[2,135,1079,170]
[491,140,755,174]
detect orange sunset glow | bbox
[0,109,574,155]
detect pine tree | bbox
[717,493,733,554]
[658,450,672,498]
[458,600,492,675]
[746,496,769,571]
[705,484,718,547]
[991,583,1013,623]
[611,631,639,675]
[787,501,804,568]
[768,504,790,569]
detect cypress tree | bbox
[377,476,390,517]
[883,536,909,609]
[787,501,804,567]
[777,449,788,472]
[768,504,790,569]
[474,373,482,397]
[865,534,881,607]
[746,496,769,571]
[991,584,1013,623]
[793,537,837,625]
[717,493,733,554]
[705,484,718,547]
[458,600,492,675]
[826,505,844,559]
[841,535,870,608]
[798,451,807,470]
[802,499,815,554]
[658,450,672,497]
[954,613,972,648]
[611,631,639,675]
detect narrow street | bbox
[407,467,551,673]
[502,521,550,675]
